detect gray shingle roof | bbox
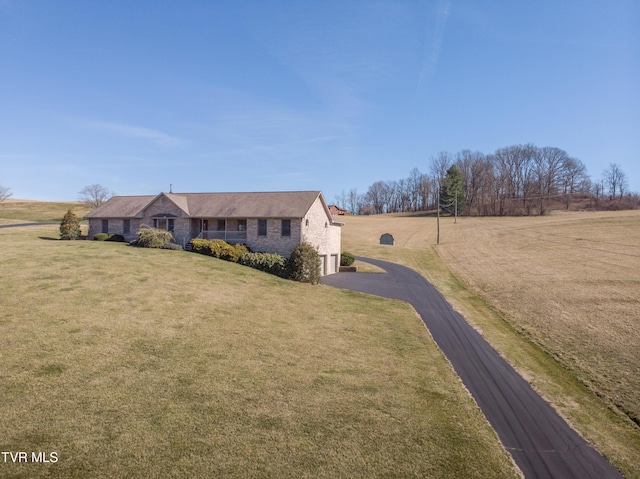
[84,195,156,218]
[85,191,325,219]
[180,191,322,218]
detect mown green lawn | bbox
[0,224,520,478]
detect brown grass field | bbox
[0,199,91,223]
[341,209,640,478]
[439,211,640,421]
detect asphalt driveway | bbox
[322,257,624,479]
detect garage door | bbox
[329,254,338,274]
[319,255,326,276]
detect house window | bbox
[237,219,247,232]
[123,219,130,235]
[281,219,291,237]
[217,219,225,231]
[154,218,175,232]
[258,219,267,236]
[101,219,108,233]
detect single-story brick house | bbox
[85,190,343,275]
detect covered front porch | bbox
[191,218,247,243]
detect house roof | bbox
[85,195,156,218]
[85,191,329,220]
[164,193,190,216]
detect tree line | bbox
[334,144,636,216]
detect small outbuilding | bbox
[380,233,395,245]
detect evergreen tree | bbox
[59,209,81,240]
[440,165,465,216]
[288,242,321,284]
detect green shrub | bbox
[239,252,289,278]
[229,240,247,260]
[288,242,321,284]
[188,238,212,255]
[191,238,321,283]
[106,234,125,242]
[189,239,248,262]
[95,233,126,242]
[340,251,355,266]
[59,209,81,240]
[134,227,174,248]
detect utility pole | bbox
[436,187,440,244]
[454,194,457,224]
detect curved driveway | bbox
[322,257,623,479]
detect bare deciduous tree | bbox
[347,189,361,215]
[354,144,632,216]
[333,190,347,210]
[406,167,424,211]
[534,147,568,214]
[456,150,488,215]
[0,185,12,202]
[429,151,453,187]
[365,181,396,215]
[602,163,628,201]
[78,184,114,208]
[559,156,588,209]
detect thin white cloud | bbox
[418,0,452,90]
[87,121,184,147]
[191,99,350,154]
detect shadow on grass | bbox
[394,211,439,218]
[38,236,90,241]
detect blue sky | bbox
[1,0,638,202]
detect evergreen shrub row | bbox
[189,238,248,262]
[238,252,289,278]
[189,238,321,284]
